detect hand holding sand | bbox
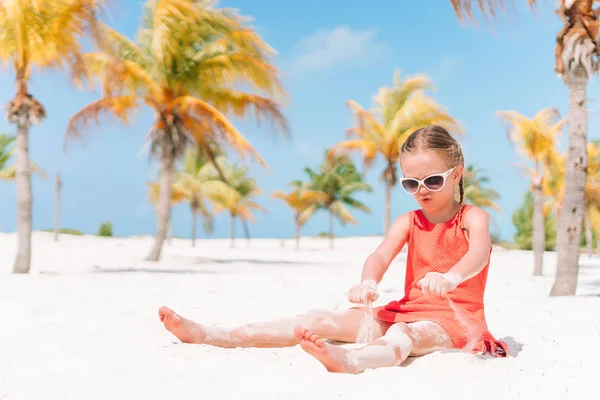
[348,279,379,304]
[417,272,461,296]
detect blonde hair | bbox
[400,125,466,228]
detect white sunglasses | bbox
[400,167,456,194]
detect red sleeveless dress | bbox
[375,205,508,358]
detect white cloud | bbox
[288,26,389,74]
[434,56,462,81]
[296,141,314,156]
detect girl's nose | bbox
[418,184,430,195]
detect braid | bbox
[457,175,466,234]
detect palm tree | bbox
[0,134,16,179]
[65,0,287,261]
[272,182,328,250]
[0,134,46,181]
[146,179,188,245]
[53,172,62,242]
[0,1,103,273]
[451,0,600,294]
[211,160,264,248]
[589,204,600,256]
[496,108,565,276]
[462,164,501,212]
[544,141,600,258]
[583,141,600,256]
[175,146,239,246]
[330,70,461,235]
[304,151,372,249]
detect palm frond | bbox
[64,95,139,148]
[196,87,287,133]
[330,200,358,225]
[175,95,267,167]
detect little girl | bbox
[158,125,508,374]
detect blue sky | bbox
[1,0,598,241]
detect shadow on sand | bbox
[189,256,320,266]
[91,266,225,274]
[400,335,524,367]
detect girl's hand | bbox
[417,272,461,296]
[348,279,379,304]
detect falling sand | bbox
[356,299,374,343]
[447,297,484,352]
[356,297,479,347]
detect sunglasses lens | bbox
[401,179,419,193]
[424,175,444,190]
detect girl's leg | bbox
[158,305,387,348]
[295,320,453,374]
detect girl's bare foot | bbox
[294,325,355,374]
[158,306,207,344]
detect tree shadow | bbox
[190,257,320,266]
[91,266,225,274]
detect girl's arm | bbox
[360,212,411,284]
[445,207,492,284]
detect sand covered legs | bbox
[295,320,454,374]
[158,305,387,348]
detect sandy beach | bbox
[1,232,598,399]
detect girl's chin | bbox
[418,198,434,208]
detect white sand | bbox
[1,232,599,400]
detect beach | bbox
[1,232,598,400]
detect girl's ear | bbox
[453,165,463,184]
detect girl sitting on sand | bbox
[159,125,508,374]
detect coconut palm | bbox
[0,133,46,181]
[304,151,372,249]
[541,139,600,259]
[583,141,600,256]
[0,0,104,273]
[545,141,600,257]
[272,182,328,250]
[589,204,600,256]
[65,0,287,261]
[175,146,239,246]
[330,70,461,235]
[544,140,600,255]
[451,0,600,295]
[146,178,188,245]
[496,108,565,276]
[53,172,61,242]
[0,134,16,179]
[462,164,501,212]
[210,160,264,248]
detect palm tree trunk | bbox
[13,114,33,273]
[230,214,236,248]
[551,66,588,296]
[53,172,61,242]
[295,219,300,251]
[242,218,251,242]
[329,208,334,249]
[146,154,174,261]
[167,215,172,246]
[384,181,391,236]
[584,206,592,258]
[532,178,545,276]
[191,205,197,247]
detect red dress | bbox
[375,205,508,358]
